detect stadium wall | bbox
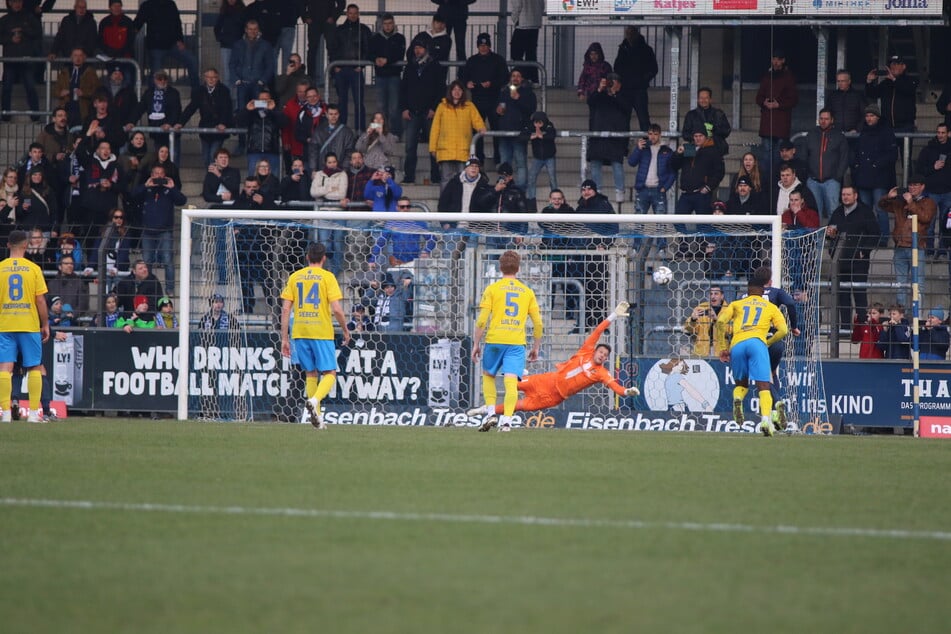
[50,330,948,430]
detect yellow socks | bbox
[503,375,518,416]
[313,374,336,414]
[306,376,319,400]
[0,371,11,411]
[759,390,773,420]
[482,373,497,408]
[733,385,749,403]
[27,370,42,411]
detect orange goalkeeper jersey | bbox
[551,318,627,398]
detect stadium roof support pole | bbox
[815,27,829,122]
[688,27,700,117]
[836,28,847,72]
[666,26,682,138]
[731,27,742,132]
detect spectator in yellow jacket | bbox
[429,80,486,192]
[683,284,731,357]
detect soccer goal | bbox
[177,209,827,432]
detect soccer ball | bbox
[652,265,673,285]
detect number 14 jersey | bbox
[280,265,342,340]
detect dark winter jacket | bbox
[236,107,288,154]
[78,143,122,224]
[132,182,187,231]
[438,171,493,219]
[180,84,235,142]
[36,123,76,165]
[202,166,241,203]
[670,138,724,194]
[485,181,528,233]
[587,89,631,163]
[307,121,356,172]
[681,105,731,156]
[399,54,443,115]
[302,0,344,27]
[497,82,536,132]
[115,274,164,312]
[369,30,406,79]
[575,192,617,237]
[920,325,950,360]
[231,36,275,87]
[243,0,281,43]
[0,8,42,57]
[936,87,951,129]
[130,86,182,128]
[916,137,951,194]
[460,50,508,108]
[726,190,769,216]
[627,142,675,191]
[755,66,798,139]
[332,18,371,62]
[613,33,657,91]
[851,120,898,190]
[98,13,135,58]
[345,165,374,203]
[431,0,476,20]
[52,10,98,57]
[280,173,312,203]
[803,126,850,182]
[827,201,881,262]
[521,115,556,160]
[214,7,245,48]
[876,318,910,359]
[825,88,866,132]
[132,0,186,50]
[866,74,917,130]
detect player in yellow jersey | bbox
[715,266,789,436]
[471,250,544,432]
[280,243,350,429]
[0,230,50,423]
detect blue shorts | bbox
[482,343,525,378]
[294,339,337,373]
[731,338,771,383]
[0,332,42,367]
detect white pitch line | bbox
[2,497,950,542]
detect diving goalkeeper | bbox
[467,302,640,431]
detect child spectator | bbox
[523,111,557,206]
[154,296,178,329]
[49,296,75,328]
[92,293,122,327]
[920,307,949,360]
[851,302,885,359]
[876,304,910,359]
[199,293,239,330]
[116,294,156,332]
[347,304,374,333]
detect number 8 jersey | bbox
[280,265,343,340]
[476,278,543,345]
[0,257,47,332]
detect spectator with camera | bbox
[496,69,536,192]
[356,112,399,171]
[866,55,917,134]
[236,89,288,176]
[684,285,730,357]
[132,165,186,296]
[280,158,312,203]
[878,175,937,307]
[202,148,241,204]
[876,304,911,360]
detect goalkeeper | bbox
[467,302,640,431]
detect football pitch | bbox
[2,420,950,633]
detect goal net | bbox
[177,210,828,433]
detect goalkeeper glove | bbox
[614,301,630,317]
[624,386,640,397]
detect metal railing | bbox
[0,56,142,118]
[470,129,682,184]
[325,59,547,111]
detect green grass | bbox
[2,421,950,633]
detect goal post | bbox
[177,209,826,431]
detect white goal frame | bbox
[177,209,782,421]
